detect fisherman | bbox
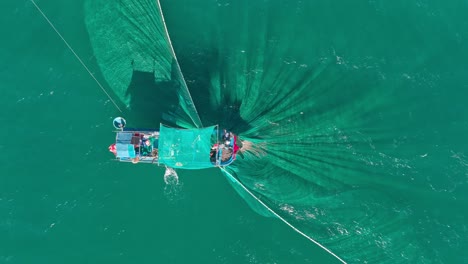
[141,135,155,156]
[222,129,230,141]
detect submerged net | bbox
[84,0,201,128]
[85,0,468,263]
[159,1,468,263]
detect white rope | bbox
[30,0,123,113]
[155,0,203,128]
[219,167,347,264]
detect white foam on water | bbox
[163,167,184,202]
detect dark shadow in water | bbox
[124,56,252,133]
[124,60,179,128]
[176,49,252,134]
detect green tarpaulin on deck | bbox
[158,124,217,169]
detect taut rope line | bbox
[219,167,347,264]
[30,0,123,113]
[155,0,203,128]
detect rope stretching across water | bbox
[30,0,123,113]
[220,167,347,264]
[155,0,203,128]
[157,1,343,260]
[31,2,341,261]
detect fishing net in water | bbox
[158,1,468,263]
[84,0,202,128]
[86,0,468,263]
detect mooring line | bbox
[219,167,347,264]
[30,0,123,113]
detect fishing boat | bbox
[108,117,239,169]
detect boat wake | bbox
[164,167,179,185]
[163,167,184,202]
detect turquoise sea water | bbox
[2,0,468,263]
